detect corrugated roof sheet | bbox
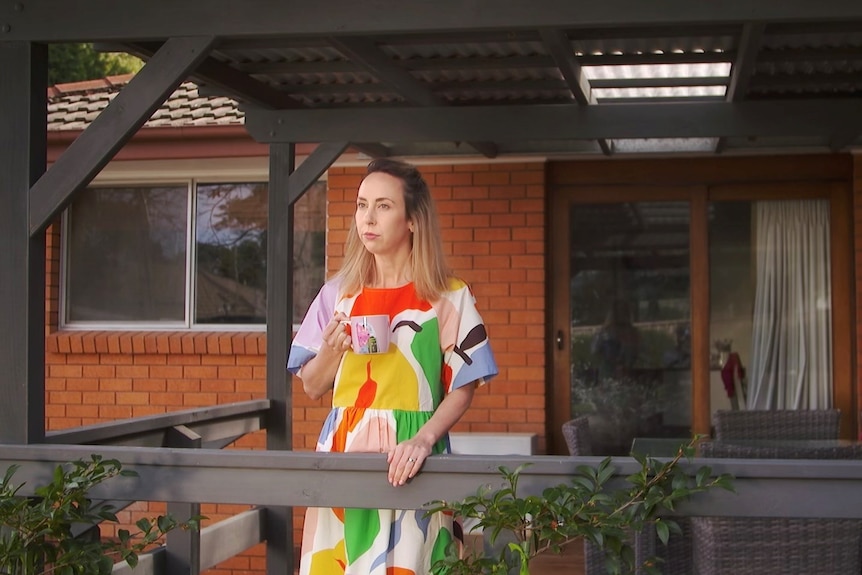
[44,14,862,154]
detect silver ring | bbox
[408,457,417,463]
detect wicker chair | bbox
[562,418,605,574]
[561,416,592,457]
[693,441,862,574]
[712,409,840,441]
[700,439,862,460]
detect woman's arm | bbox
[387,382,477,486]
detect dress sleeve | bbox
[439,280,499,392]
[286,280,339,375]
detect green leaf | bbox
[655,519,670,544]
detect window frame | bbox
[58,158,325,332]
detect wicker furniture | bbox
[562,418,607,575]
[700,439,862,460]
[561,416,592,457]
[562,418,691,575]
[712,408,840,440]
[693,440,862,575]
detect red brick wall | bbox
[44,329,269,573]
[43,159,548,573]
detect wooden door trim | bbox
[830,182,855,438]
[690,190,711,436]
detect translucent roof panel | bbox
[584,62,731,100]
[584,63,732,80]
[593,85,726,99]
[612,138,719,154]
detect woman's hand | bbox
[387,436,433,487]
[297,312,351,400]
[385,383,477,487]
[323,312,351,354]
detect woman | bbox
[288,159,498,575]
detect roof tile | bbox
[47,74,243,131]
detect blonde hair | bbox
[335,159,451,302]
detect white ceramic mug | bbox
[349,314,390,354]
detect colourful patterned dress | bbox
[288,278,498,575]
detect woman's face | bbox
[355,171,414,258]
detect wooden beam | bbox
[125,41,303,109]
[328,36,438,106]
[540,28,614,155]
[244,99,862,143]
[725,23,765,101]
[0,42,47,444]
[199,509,265,571]
[540,29,592,105]
[234,51,732,75]
[3,0,861,41]
[47,400,269,446]
[351,142,391,158]
[289,142,349,205]
[28,35,216,236]
[112,509,266,575]
[716,23,763,153]
[328,36,498,158]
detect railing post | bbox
[164,425,202,575]
[265,141,297,575]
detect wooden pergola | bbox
[2,2,862,573]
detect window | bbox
[63,180,326,329]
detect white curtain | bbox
[747,200,831,410]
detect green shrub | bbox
[426,438,732,575]
[0,455,202,575]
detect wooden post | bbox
[0,41,47,444]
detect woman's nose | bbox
[363,207,375,223]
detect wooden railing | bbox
[46,399,270,449]
[3,404,862,574]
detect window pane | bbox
[293,181,327,324]
[569,202,691,455]
[195,183,268,324]
[708,199,832,411]
[67,186,188,322]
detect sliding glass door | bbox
[567,200,692,455]
[549,179,852,455]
